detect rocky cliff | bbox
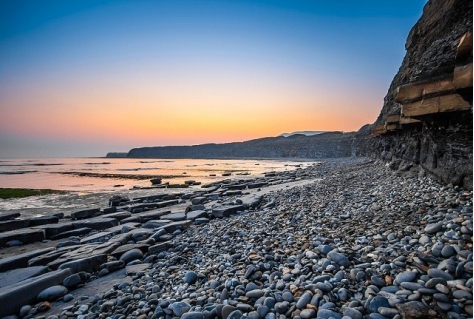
[126,132,355,159]
[366,0,473,189]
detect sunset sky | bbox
[0,0,425,157]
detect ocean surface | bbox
[0,157,316,193]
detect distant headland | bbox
[106,130,366,159]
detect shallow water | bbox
[0,157,318,217]
[0,158,315,192]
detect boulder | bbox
[111,243,149,258]
[80,231,113,244]
[0,268,72,317]
[70,208,100,220]
[211,205,244,218]
[135,209,171,222]
[148,241,173,255]
[0,266,49,288]
[120,248,144,264]
[58,254,107,274]
[50,227,92,240]
[0,212,20,221]
[0,247,54,271]
[37,285,68,301]
[186,210,208,221]
[72,217,119,230]
[163,212,186,221]
[38,223,75,238]
[158,220,192,233]
[101,211,131,220]
[143,220,172,229]
[0,219,30,232]
[0,228,45,246]
[29,216,59,226]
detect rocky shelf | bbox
[0,159,471,319]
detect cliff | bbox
[366,0,473,189]
[126,132,355,159]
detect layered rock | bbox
[366,0,473,189]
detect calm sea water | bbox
[0,158,316,193]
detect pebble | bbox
[296,291,312,309]
[300,309,316,319]
[428,268,454,281]
[327,250,350,267]
[170,301,191,317]
[37,285,68,301]
[424,222,443,234]
[120,248,143,264]
[184,271,198,284]
[342,307,362,319]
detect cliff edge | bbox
[366,0,473,189]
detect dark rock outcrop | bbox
[105,152,128,158]
[363,0,473,189]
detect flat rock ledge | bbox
[0,158,471,319]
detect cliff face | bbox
[127,132,355,159]
[367,0,473,189]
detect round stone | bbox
[63,273,82,288]
[38,285,68,301]
[452,290,472,299]
[424,222,443,234]
[245,282,260,292]
[246,289,265,298]
[20,305,32,317]
[327,250,350,267]
[419,235,430,245]
[367,296,390,313]
[181,312,204,319]
[317,309,342,319]
[378,307,399,317]
[274,301,289,314]
[425,277,447,288]
[170,301,191,317]
[296,291,312,309]
[221,305,237,319]
[395,271,417,284]
[120,248,143,264]
[400,282,423,291]
[427,269,454,281]
[435,284,450,294]
[257,305,269,318]
[227,310,244,319]
[371,276,386,287]
[441,245,455,258]
[300,309,316,319]
[315,282,332,292]
[184,271,198,284]
[343,307,362,319]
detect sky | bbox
[0,0,426,157]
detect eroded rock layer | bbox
[366,0,473,190]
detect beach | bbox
[0,158,471,319]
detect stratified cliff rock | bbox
[366,0,473,189]
[127,132,355,159]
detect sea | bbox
[0,157,317,217]
[0,157,316,193]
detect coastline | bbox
[0,158,472,318]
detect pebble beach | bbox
[0,158,472,319]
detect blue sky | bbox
[0,0,426,157]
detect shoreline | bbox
[0,158,472,319]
